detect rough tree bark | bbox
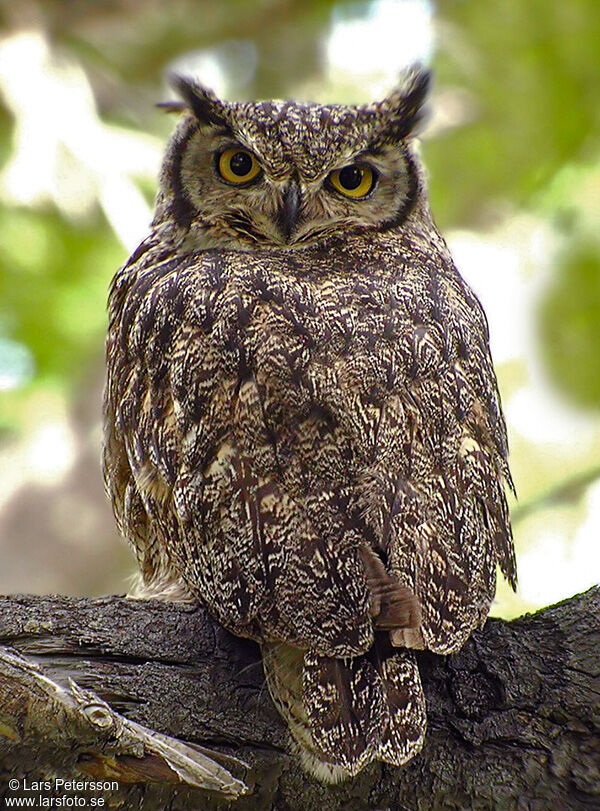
[0,589,598,810]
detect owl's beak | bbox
[278,181,301,242]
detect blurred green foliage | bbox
[427,0,600,227]
[0,207,122,386]
[0,205,123,435]
[539,241,600,409]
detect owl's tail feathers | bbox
[262,642,426,784]
[376,650,427,766]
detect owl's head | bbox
[155,67,430,251]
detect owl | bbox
[103,67,516,783]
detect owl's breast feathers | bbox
[104,230,515,661]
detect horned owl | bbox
[103,67,516,783]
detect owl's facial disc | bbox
[178,128,415,250]
[166,68,430,250]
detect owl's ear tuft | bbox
[378,65,432,140]
[166,74,230,127]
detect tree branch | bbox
[1,589,598,810]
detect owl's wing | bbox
[103,247,188,600]
[351,267,516,656]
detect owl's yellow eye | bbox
[217,148,261,185]
[328,165,375,199]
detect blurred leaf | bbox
[0,205,124,412]
[427,0,600,228]
[538,239,600,408]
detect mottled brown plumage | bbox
[103,67,516,782]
